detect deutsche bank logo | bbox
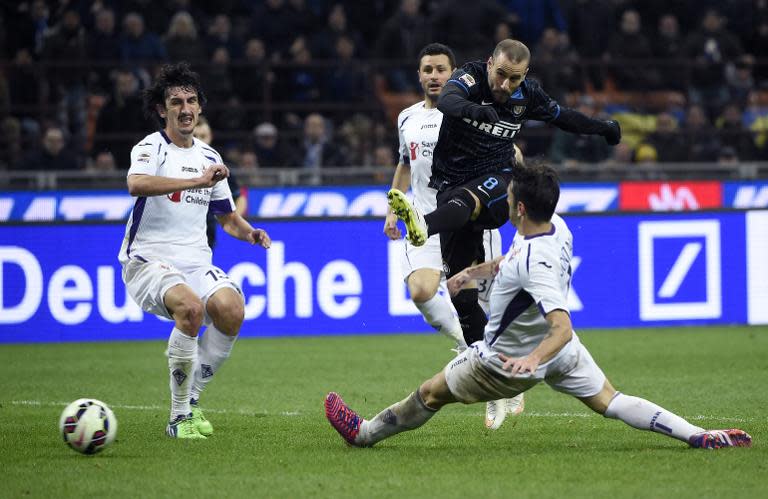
[638,220,722,320]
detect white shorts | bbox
[444,333,606,403]
[122,257,240,323]
[400,233,444,280]
[477,229,502,309]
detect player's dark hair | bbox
[493,39,530,63]
[417,43,456,70]
[142,62,207,128]
[510,161,560,222]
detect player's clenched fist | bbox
[249,228,271,248]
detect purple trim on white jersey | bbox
[488,289,534,346]
[209,199,233,215]
[159,130,172,144]
[524,224,556,240]
[126,197,147,257]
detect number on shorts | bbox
[205,268,227,282]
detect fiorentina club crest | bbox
[172,368,187,386]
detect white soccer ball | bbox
[59,398,117,455]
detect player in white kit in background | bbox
[383,43,524,427]
[326,162,751,451]
[119,63,271,439]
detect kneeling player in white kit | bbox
[326,163,751,450]
[382,43,524,427]
[119,63,271,439]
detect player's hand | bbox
[469,104,500,124]
[383,213,402,240]
[447,270,470,296]
[498,353,540,376]
[603,120,621,145]
[200,164,229,187]
[249,228,271,248]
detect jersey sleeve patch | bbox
[459,73,476,87]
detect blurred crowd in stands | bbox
[1,0,768,182]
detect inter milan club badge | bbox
[513,105,526,117]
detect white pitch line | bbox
[8,400,748,422]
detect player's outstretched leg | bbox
[325,390,438,447]
[387,189,427,246]
[689,429,752,449]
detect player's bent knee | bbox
[208,289,245,335]
[418,372,455,410]
[173,299,204,333]
[408,281,438,303]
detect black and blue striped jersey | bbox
[429,61,561,191]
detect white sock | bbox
[190,325,237,402]
[604,392,704,442]
[167,328,198,421]
[359,391,437,446]
[415,293,466,348]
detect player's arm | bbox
[446,256,505,295]
[552,108,621,145]
[438,75,499,123]
[126,164,229,196]
[217,211,271,248]
[384,162,411,240]
[498,310,573,375]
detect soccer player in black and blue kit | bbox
[388,39,621,346]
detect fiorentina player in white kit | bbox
[326,163,751,450]
[119,63,271,439]
[382,43,523,427]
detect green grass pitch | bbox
[1,326,767,498]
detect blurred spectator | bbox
[337,113,374,166]
[323,36,367,101]
[726,55,756,107]
[286,0,320,41]
[7,49,42,137]
[744,90,768,152]
[431,0,508,62]
[87,150,118,172]
[717,145,739,165]
[683,8,743,117]
[682,104,721,161]
[252,122,286,167]
[565,0,616,89]
[532,28,581,102]
[645,112,687,162]
[500,0,567,47]
[202,47,234,103]
[7,0,50,57]
[274,37,321,102]
[374,0,431,60]
[371,144,395,182]
[164,11,206,63]
[235,38,272,121]
[311,3,366,59]
[86,8,121,94]
[604,9,659,91]
[716,103,759,160]
[652,14,685,91]
[204,14,242,59]
[93,68,148,166]
[17,126,79,171]
[548,96,612,166]
[287,113,347,168]
[120,12,167,64]
[42,9,88,149]
[0,117,23,169]
[251,0,295,59]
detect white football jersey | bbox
[483,214,573,357]
[118,131,235,267]
[397,102,442,214]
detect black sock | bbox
[425,198,473,236]
[452,289,488,344]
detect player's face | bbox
[159,86,201,138]
[418,54,453,101]
[487,53,528,103]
